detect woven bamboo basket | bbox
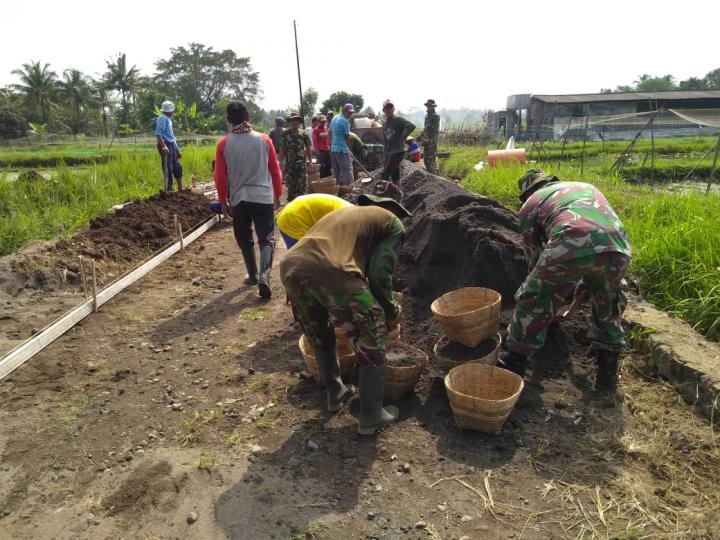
[430,287,501,347]
[444,363,524,434]
[384,342,427,401]
[338,184,353,196]
[433,333,500,372]
[308,162,321,174]
[298,335,356,386]
[308,171,321,182]
[310,178,338,195]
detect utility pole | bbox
[294,20,305,128]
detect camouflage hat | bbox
[357,193,412,218]
[424,99,437,107]
[275,117,285,126]
[518,169,558,198]
[288,111,302,121]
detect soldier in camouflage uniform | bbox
[280,204,412,434]
[279,111,312,202]
[500,169,632,391]
[419,99,440,174]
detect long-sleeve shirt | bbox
[383,116,416,155]
[280,206,404,319]
[214,131,282,206]
[518,181,632,268]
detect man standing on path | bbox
[268,117,285,154]
[380,100,415,189]
[419,99,440,174]
[214,101,283,299]
[155,100,183,191]
[329,104,355,186]
[499,170,632,391]
[279,112,312,202]
[280,204,411,434]
[312,115,332,178]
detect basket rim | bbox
[385,341,428,370]
[444,365,524,406]
[430,287,502,317]
[299,334,356,360]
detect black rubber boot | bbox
[498,350,528,377]
[357,366,399,435]
[315,347,355,412]
[240,247,258,286]
[257,245,273,298]
[595,349,620,391]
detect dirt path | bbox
[0,218,718,540]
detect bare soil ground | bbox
[1,172,719,539]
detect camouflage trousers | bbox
[507,252,631,356]
[283,276,388,367]
[423,143,437,174]
[284,161,307,202]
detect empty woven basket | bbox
[444,363,524,434]
[431,287,501,347]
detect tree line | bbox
[0,42,367,141]
[601,68,720,93]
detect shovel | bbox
[553,294,584,323]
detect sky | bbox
[2,0,719,114]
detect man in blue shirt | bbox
[329,103,355,185]
[155,101,183,191]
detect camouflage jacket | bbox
[518,181,632,268]
[421,112,440,145]
[349,132,368,161]
[281,129,311,163]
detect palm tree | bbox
[92,83,113,138]
[60,69,92,133]
[11,61,58,123]
[103,53,139,124]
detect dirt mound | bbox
[345,163,528,350]
[54,190,212,268]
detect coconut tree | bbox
[103,53,139,125]
[60,69,92,133]
[11,61,58,123]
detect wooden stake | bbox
[91,259,97,312]
[176,219,184,250]
[650,117,656,183]
[79,256,88,298]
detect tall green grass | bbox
[0,145,215,255]
[442,145,720,340]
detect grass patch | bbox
[0,144,215,255]
[52,391,90,427]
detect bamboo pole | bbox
[79,256,88,298]
[650,117,656,183]
[91,259,97,312]
[580,116,589,175]
[705,133,720,193]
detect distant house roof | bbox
[532,90,720,104]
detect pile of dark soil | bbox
[56,190,212,265]
[346,162,528,352]
[435,335,497,361]
[7,190,213,290]
[385,342,427,367]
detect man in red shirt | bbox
[214,101,283,299]
[312,114,332,178]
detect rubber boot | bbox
[595,349,619,391]
[257,245,273,298]
[357,366,399,435]
[498,350,528,377]
[315,347,355,412]
[240,247,258,286]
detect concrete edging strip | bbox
[626,299,720,420]
[0,215,220,381]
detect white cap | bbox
[161,101,175,113]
